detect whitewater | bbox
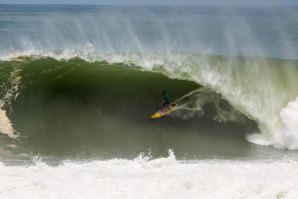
[1,4,298,198]
[1,153,298,199]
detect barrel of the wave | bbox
[151,103,177,119]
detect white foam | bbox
[246,133,273,146]
[0,154,297,199]
[0,105,17,139]
[0,59,22,139]
[280,97,298,150]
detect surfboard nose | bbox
[151,113,162,119]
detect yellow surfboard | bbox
[151,103,177,119]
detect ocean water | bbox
[1,4,298,198]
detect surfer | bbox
[161,91,170,107]
[151,91,176,119]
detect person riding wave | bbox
[161,91,170,107]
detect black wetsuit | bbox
[162,93,170,106]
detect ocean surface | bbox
[1,4,298,198]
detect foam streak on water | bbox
[0,154,297,199]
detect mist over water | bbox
[1,5,298,58]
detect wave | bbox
[0,52,298,157]
[0,55,258,159]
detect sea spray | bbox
[280,97,298,149]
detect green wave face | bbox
[1,54,298,160]
[0,57,262,160]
